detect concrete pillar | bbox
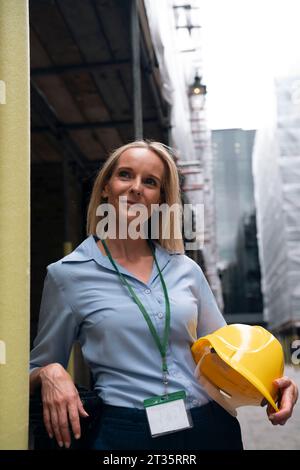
[131,0,143,140]
[0,0,30,449]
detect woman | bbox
[30,140,298,450]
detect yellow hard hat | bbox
[191,324,284,416]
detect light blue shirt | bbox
[30,235,226,409]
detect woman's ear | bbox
[102,182,109,199]
[101,189,108,202]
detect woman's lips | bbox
[127,200,143,205]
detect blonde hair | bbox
[86,140,185,253]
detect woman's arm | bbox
[30,266,78,372]
[29,366,43,396]
[30,363,89,448]
[30,265,87,448]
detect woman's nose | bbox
[130,177,142,195]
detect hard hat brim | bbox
[192,337,280,412]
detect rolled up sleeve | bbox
[30,265,78,373]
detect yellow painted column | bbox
[0,0,30,450]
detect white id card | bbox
[143,391,193,437]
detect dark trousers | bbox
[89,400,243,450]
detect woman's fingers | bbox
[43,405,54,439]
[49,406,64,447]
[43,399,87,447]
[67,398,85,440]
[39,364,90,447]
[275,376,293,392]
[57,406,72,448]
[77,395,89,419]
[267,376,298,425]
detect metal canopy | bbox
[30,0,170,173]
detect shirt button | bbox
[144,289,151,294]
[158,312,163,319]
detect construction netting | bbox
[252,76,300,329]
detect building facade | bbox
[253,76,300,360]
[212,129,264,325]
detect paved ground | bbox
[237,365,300,450]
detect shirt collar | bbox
[61,235,177,278]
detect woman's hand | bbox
[39,363,89,448]
[267,376,298,425]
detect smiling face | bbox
[102,147,165,223]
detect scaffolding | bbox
[144,0,223,308]
[253,76,300,333]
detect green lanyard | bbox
[100,238,171,391]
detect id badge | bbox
[143,390,193,437]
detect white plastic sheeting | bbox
[253,76,300,330]
[143,0,196,161]
[144,0,223,309]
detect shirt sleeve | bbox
[195,264,227,338]
[29,265,79,373]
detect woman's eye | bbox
[145,178,157,186]
[118,170,131,178]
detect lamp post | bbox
[190,74,207,95]
[189,74,207,109]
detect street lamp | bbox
[189,74,207,110]
[190,74,207,96]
